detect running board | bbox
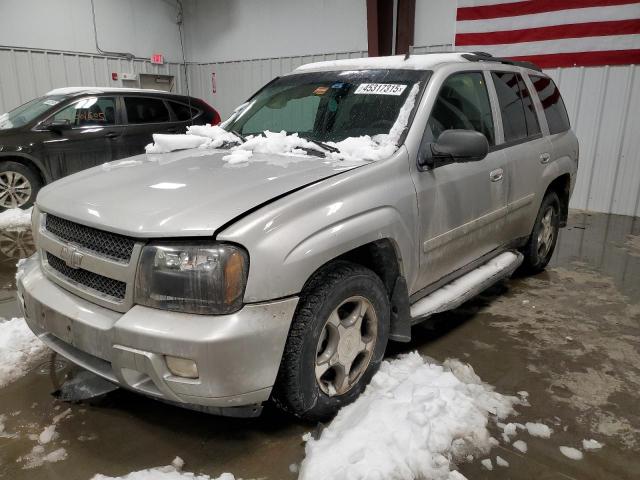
[410,251,523,324]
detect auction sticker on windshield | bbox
[355,83,407,95]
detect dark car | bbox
[0,87,221,210]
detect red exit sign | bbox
[151,53,164,65]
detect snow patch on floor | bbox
[495,456,509,468]
[0,207,32,229]
[299,352,521,480]
[0,317,48,388]
[90,458,235,480]
[559,446,583,460]
[18,445,68,469]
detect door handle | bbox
[104,132,119,139]
[540,153,551,164]
[490,168,504,182]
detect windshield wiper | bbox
[229,129,247,143]
[306,138,340,154]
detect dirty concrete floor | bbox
[0,211,639,479]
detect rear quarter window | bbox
[529,75,571,135]
[168,101,200,121]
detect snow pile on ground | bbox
[299,352,521,480]
[144,84,419,164]
[0,317,48,388]
[91,457,235,480]
[0,207,32,229]
[19,445,68,469]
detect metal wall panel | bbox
[186,50,368,118]
[0,47,186,113]
[1,45,638,217]
[546,65,640,217]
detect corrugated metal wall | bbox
[0,46,187,113]
[546,65,640,217]
[1,45,639,217]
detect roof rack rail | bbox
[461,52,542,72]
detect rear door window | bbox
[425,71,495,145]
[529,75,571,134]
[124,97,170,124]
[51,97,117,127]
[169,101,199,121]
[491,72,529,143]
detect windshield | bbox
[224,69,429,143]
[0,95,68,130]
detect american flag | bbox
[455,0,640,68]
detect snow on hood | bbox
[299,352,522,480]
[144,84,420,164]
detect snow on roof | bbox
[46,87,168,96]
[294,52,471,73]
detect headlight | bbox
[134,242,249,315]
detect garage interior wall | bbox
[0,0,638,218]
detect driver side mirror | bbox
[44,119,71,133]
[419,129,489,169]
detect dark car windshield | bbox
[224,69,429,143]
[0,95,68,130]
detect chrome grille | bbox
[45,214,135,262]
[46,252,126,301]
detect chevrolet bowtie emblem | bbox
[60,245,83,269]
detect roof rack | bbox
[462,52,542,72]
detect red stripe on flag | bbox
[509,49,640,68]
[457,0,640,21]
[455,19,640,45]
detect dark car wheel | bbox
[272,261,390,422]
[0,161,42,210]
[520,191,561,274]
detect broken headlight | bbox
[134,242,249,314]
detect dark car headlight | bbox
[134,242,249,315]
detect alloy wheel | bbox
[0,171,32,208]
[537,207,556,259]
[315,296,378,396]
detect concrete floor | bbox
[0,211,639,479]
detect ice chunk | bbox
[513,440,528,453]
[559,446,583,460]
[145,134,209,154]
[496,456,509,467]
[19,445,68,469]
[480,459,493,471]
[525,422,553,438]
[582,439,604,450]
[38,425,58,445]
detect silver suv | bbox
[17,53,578,421]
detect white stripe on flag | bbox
[456,4,640,34]
[457,34,640,56]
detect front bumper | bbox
[17,254,298,413]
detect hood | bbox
[37,149,364,237]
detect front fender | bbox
[217,149,419,303]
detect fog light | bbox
[165,356,199,379]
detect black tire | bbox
[520,191,561,274]
[272,261,390,422]
[0,161,42,211]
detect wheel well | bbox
[334,239,401,296]
[545,174,571,227]
[0,156,47,186]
